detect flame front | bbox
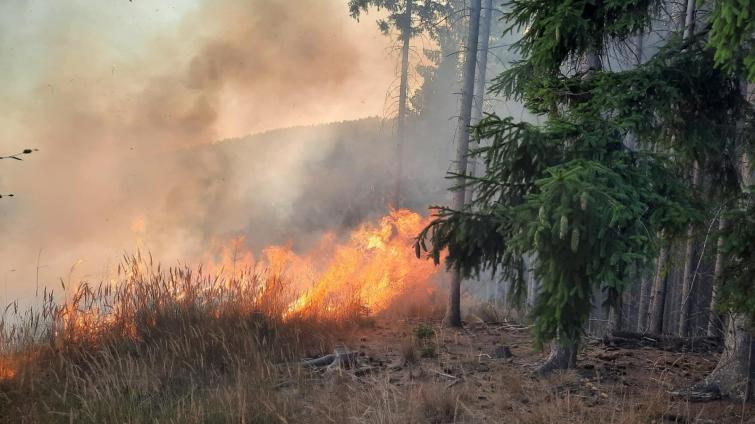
[287,209,440,317]
[208,209,442,318]
[0,210,442,381]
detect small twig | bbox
[445,379,462,389]
[429,368,458,380]
[0,149,37,161]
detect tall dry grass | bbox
[1,253,747,423]
[0,252,360,423]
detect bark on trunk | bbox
[609,302,623,333]
[693,86,755,401]
[444,271,463,327]
[466,0,493,201]
[682,0,696,39]
[679,163,701,336]
[637,274,651,332]
[696,314,752,400]
[537,340,578,374]
[395,0,413,209]
[444,0,482,328]
[649,239,670,334]
[632,32,648,333]
[707,216,726,337]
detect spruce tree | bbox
[417,0,754,377]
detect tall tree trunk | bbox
[693,82,754,400]
[682,0,696,39]
[699,314,752,400]
[707,216,726,337]
[649,238,670,334]
[704,111,753,399]
[466,0,493,201]
[609,299,623,333]
[674,0,699,337]
[539,50,602,370]
[444,0,482,327]
[395,0,413,209]
[679,163,701,336]
[637,273,652,332]
[633,31,650,333]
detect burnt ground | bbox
[290,317,754,423]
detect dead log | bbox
[602,331,721,353]
[301,347,358,370]
[669,386,721,402]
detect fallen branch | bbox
[669,387,721,402]
[301,347,358,371]
[429,368,458,380]
[603,331,721,353]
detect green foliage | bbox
[419,112,700,347]
[708,0,755,81]
[417,0,755,348]
[718,189,755,320]
[348,0,451,37]
[420,344,438,358]
[413,322,435,339]
[493,37,753,180]
[503,0,654,74]
[410,323,437,358]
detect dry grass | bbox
[0,253,357,423]
[401,337,419,366]
[0,253,751,423]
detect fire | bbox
[206,209,443,318]
[0,360,16,381]
[286,209,441,316]
[0,209,441,382]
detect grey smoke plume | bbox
[0,0,396,302]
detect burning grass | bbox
[0,252,353,423]
[0,210,445,422]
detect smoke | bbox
[0,0,396,302]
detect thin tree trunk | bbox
[632,32,649,333]
[636,32,644,65]
[673,0,698,337]
[707,216,726,337]
[637,273,652,332]
[395,0,413,209]
[609,301,623,333]
[466,0,493,201]
[679,163,701,336]
[444,0,482,327]
[649,239,670,334]
[682,0,696,39]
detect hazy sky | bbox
[0,0,395,143]
[0,0,397,302]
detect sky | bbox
[0,0,397,303]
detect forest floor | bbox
[3,299,753,423]
[287,316,754,423]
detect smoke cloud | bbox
[0,0,397,302]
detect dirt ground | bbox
[294,317,754,423]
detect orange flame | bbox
[206,209,442,318]
[0,360,16,381]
